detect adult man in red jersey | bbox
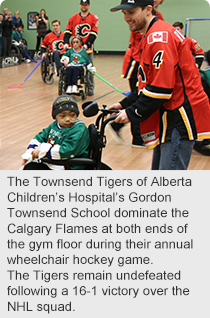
[41,20,66,75]
[109,0,210,170]
[63,0,99,95]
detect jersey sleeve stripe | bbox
[64,30,72,35]
[90,31,98,37]
[178,107,194,140]
[161,111,168,143]
[143,87,172,100]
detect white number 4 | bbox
[152,50,164,69]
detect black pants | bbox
[53,50,62,71]
[66,66,83,86]
[1,36,12,56]
[36,36,45,52]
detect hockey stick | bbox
[89,69,131,96]
[8,57,45,88]
[14,29,37,63]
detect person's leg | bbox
[36,36,41,52]
[72,66,82,85]
[20,45,27,59]
[151,144,161,170]
[158,128,195,170]
[87,52,94,95]
[7,37,12,56]
[1,36,7,56]
[53,50,62,73]
[65,66,73,86]
[65,66,74,93]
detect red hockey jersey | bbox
[64,12,99,53]
[122,31,143,79]
[41,32,66,55]
[185,36,204,68]
[123,18,210,149]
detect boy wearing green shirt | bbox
[22,95,90,170]
[12,26,31,63]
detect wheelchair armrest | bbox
[41,157,97,169]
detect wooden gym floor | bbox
[0,55,210,170]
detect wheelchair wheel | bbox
[11,45,20,56]
[81,90,87,100]
[58,68,66,95]
[45,73,54,85]
[41,59,47,82]
[41,56,54,84]
[99,162,112,170]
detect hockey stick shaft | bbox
[89,69,130,96]
[8,57,45,88]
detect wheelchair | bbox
[11,41,21,56]
[58,64,88,100]
[41,51,55,85]
[42,101,119,170]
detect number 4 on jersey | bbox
[152,51,164,69]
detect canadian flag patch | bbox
[148,31,168,44]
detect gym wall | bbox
[1,0,210,52]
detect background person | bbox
[172,21,204,69]
[0,13,3,56]
[109,0,210,170]
[154,0,165,20]
[12,10,24,29]
[34,9,49,58]
[61,35,96,94]
[1,11,13,57]
[41,20,66,75]
[12,25,31,63]
[63,0,99,96]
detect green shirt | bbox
[28,119,90,170]
[62,47,91,66]
[12,30,22,42]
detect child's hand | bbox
[22,159,28,166]
[31,147,40,159]
[64,59,68,68]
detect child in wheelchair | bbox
[21,95,90,170]
[12,26,31,63]
[60,35,96,94]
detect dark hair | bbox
[40,9,46,16]
[205,50,210,65]
[173,21,184,29]
[52,19,60,25]
[71,35,84,46]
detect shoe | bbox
[25,59,31,63]
[72,85,78,93]
[66,85,72,94]
[107,123,124,144]
[132,142,146,148]
[88,90,94,96]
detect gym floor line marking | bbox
[94,91,114,100]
